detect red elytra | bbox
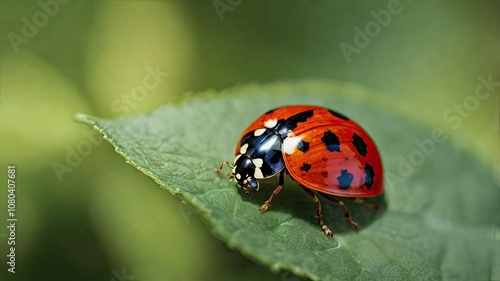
[217,105,383,238]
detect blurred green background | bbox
[0,1,498,280]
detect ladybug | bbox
[216,105,383,238]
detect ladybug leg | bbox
[300,187,333,238]
[259,170,285,213]
[352,198,380,211]
[319,193,361,230]
[214,161,235,180]
[214,161,234,173]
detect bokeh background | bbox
[0,1,498,280]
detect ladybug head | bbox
[233,155,260,193]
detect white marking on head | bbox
[240,143,249,154]
[254,167,264,179]
[252,158,263,168]
[235,173,241,180]
[254,128,266,137]
[243,179,248,184]
[283,136,302,155]
[264,119,277,128]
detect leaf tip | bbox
[73,113,96,125]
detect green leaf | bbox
[75,80,499,281]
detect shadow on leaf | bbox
[235,176,387,237]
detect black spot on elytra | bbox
[321,171,329,178]
[328,109,349,120]
[300,163,311,172]
[337,169,353,189]
[322,157,328,161]
[352,133,367,157]
[297,140,310,153]
[269,151,282,164]
[364,163,375,190]
[321,130,340,152]
[284,110,314,131]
